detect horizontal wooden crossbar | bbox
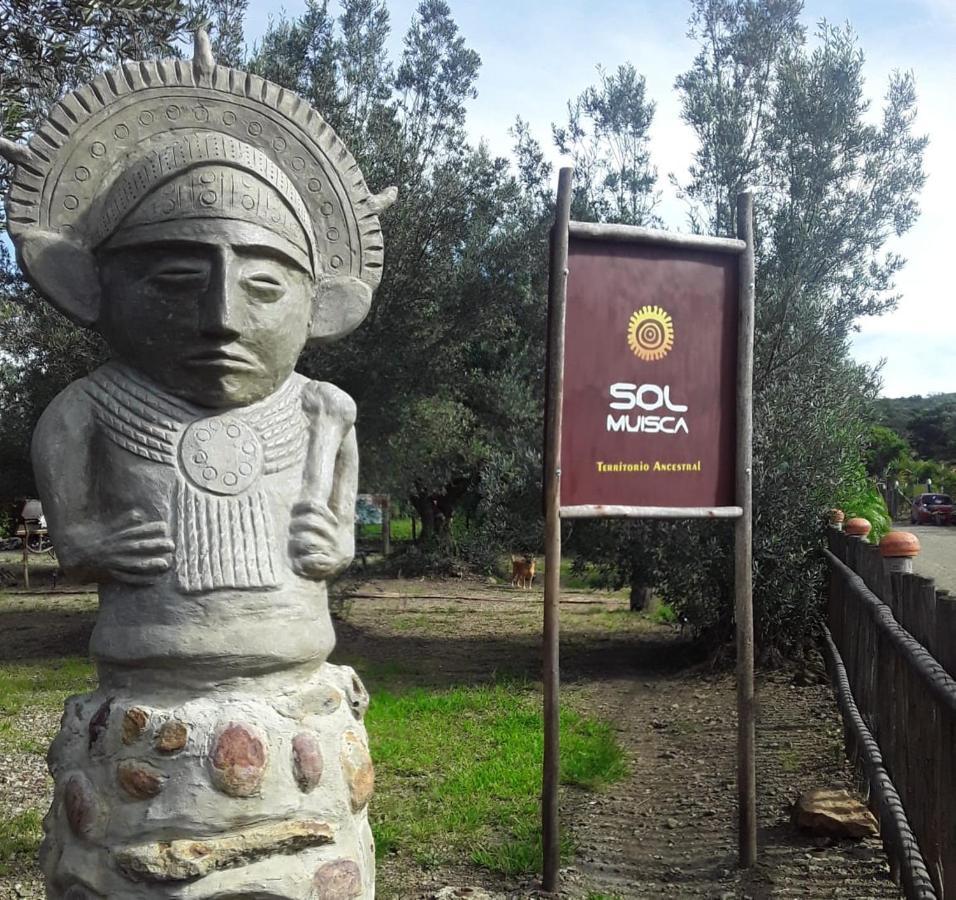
[568,220,747,254]
[560,505,743,519]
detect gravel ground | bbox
[895,524,956,594]
[0,580,896,899]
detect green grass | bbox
[0,657,95,753]
[367,681,627,875]
[358,517,414,542]
[650,601,677,625]
[0,658,95,716]
[0,808,43,875]
[568,608,644,633]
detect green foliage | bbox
[187,0,248,66]
[249,1,553,554]
[877,392,956,451]
[663,0,924,656]
[366,681,626,875]
[865,425,911,478]
[901,399,956,464]
[651,602,678,626]
[385,398,486,508]
[834,463,892,542]
[0,0,190,136]
[871,396,956,495]
[553,63,659,224]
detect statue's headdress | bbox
[0,30,396,341]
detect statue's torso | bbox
[61,363,337,678]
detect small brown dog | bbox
[511,555,536,589]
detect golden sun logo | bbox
[627,305,674,361]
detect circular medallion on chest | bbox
[179,416,263,495]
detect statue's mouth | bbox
[184,347,259,372]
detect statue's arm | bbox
[328,425,358,567]
[31,382,173,584]
[288,383,357,580]
[31,382,102,578]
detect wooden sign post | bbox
[541,168,755,890]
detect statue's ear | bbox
[309,275,372,344]
[17,230,100,327]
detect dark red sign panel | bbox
[560,238,738,510]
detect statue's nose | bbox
[199,275,242,340]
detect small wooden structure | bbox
[355,493,391,557]
[16,499,55,588]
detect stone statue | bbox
[0,31,395,900]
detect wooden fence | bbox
[826,528,956,899]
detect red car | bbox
[910,493,954,525]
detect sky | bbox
[245,0,955,398]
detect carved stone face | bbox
[97,220,314,409]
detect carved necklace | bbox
[85,362,309,593]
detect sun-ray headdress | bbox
[0,30,396,340]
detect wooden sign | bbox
[560,234,740,516]
[539,169,756,893]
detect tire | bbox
[26,533,53,554]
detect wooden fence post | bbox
[381,496,391,557]
[735,188,757,869]
[933,590,956,898]
[541,166,572,893]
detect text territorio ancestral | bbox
[595,460,702,472]
[606,383,689,434]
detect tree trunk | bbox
[410,494,435,543]
[410,479,471,547]
[629,582,653,612]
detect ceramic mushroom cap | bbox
[879,531,921,558]
[844,517,872,537]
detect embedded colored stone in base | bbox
[313,859,363,900]
[210,722,267,797]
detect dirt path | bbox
[330,580,894,898]
[0,578,895,898]
[563,673,892,898]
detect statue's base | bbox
[41,662,375,900]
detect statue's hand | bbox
[288,500,352,579]
[99,512,175,585]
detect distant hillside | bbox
[877,393,956,462]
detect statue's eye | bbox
[244,271,286,302]
[149,265,208,288]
